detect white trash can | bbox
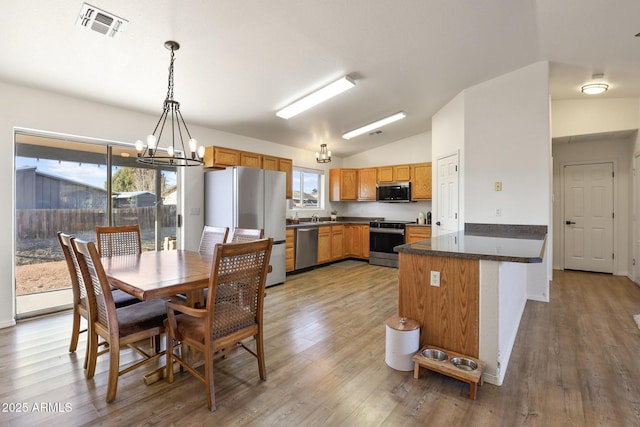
[385,316,420,371]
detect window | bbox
[292,167,324,209]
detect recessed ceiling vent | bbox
[76,3,128,38]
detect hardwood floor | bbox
[1,263,639,426]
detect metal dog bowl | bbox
[421,348,447,362]
[450,357,478,371]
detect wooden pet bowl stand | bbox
[412,345,485,400]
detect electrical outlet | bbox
[496,208,502,216]
[430,271,440,287]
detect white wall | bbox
[464,62,551,226]
[431,92,466,234]
[552,98,639,138]
[552,137,634,276]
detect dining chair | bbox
[71,237,167,403]
[95,224,142,257]
[198,226,229,256]
[165,238,274,411]
[58,231,140,367]
[227,227,264,243]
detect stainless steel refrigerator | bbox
[204,166,286,287]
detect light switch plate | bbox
[430,271,440,287]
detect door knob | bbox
[565,220,575,225]
[435,221,441,226]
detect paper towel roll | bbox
[385,317,420,371]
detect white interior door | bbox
[635,154,640,284]
[563,162,614,273]
[435,152,459,235]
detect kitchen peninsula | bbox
[394,224,546,385]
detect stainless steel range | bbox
[369,220,415,267]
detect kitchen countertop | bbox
[286,217,383,228]
[394,225,546,263]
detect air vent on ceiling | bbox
[76,3,128,38]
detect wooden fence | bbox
[16,206,177,239]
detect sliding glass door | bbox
[14,133,177,317]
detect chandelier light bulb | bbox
[146,134,157,150]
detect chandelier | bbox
[136,41,204,166]
[315,144,331,163]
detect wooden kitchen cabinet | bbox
[278,158,293,200]
[344,225,361,257]
[262,155,279,171]
[329,169,357,201]
[411,162,432,200]
[357,168,377,201]
[344,224,370,258]
[331,225,344,260]
[317,226,331,264]
[405,225,432,243]
[377,164,412,183]
[203,146,240,168]
[286,228,295,272]
[240,151,262,168]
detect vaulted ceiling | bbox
[2,1,640,156]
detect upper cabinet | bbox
[357,168,377,201]
[330,169,357,201]
[411,162,432,200]
[377,164,411,183]
[240,151,262,168]
[262,155,279,171]
[203,146,293,199]
[277,158,293,200]
[204,146,240,168]
[331,161,432,202]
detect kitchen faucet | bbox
[311,213,320,222]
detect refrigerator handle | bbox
[177,214,182,228]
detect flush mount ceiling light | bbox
[581,74,609,95]
[342,112,407,140]
[136,41,204,167]
[315,144,331,163]
[276,76,355,119]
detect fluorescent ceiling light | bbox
[342,112,407,140]
[276,76,355,119]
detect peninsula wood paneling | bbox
[398,253,479,357]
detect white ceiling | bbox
[2,0,640,157]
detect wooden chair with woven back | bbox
[71,237,167,403]
[198,226,229,256]
[227,227,264,243]
[165,238,274,411]
[57,231,139,369]
[95,224,142,257]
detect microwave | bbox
[376,182,412,202]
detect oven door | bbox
[369,228,405,267]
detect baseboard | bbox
[0,319,16,329]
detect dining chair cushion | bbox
[173,303,255,344]
[112,289,140,308]
[115,299,168,338]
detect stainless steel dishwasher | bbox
[295,226,318,270]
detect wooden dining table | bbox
[102,249,213,384]
[102,249,212,308]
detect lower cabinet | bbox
[344,224,369,259]
[330,225,344,261]
[317,226,332,264]
[286,229,295,272]
[405,225,432,243]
